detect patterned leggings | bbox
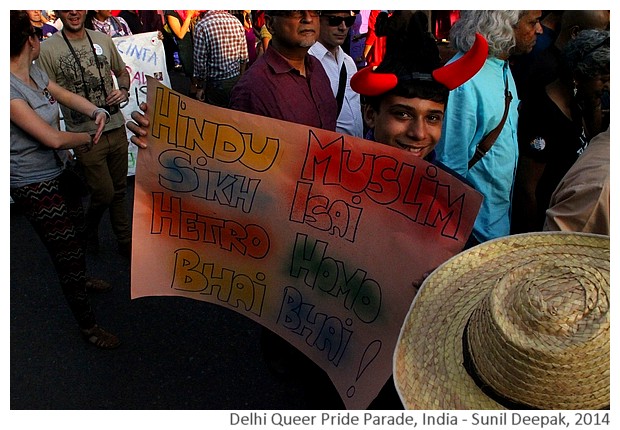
[11,175,96,329]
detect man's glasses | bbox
[323,14,356,28]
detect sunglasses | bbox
[323,15,356,27]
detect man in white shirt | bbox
[309,11,363,137]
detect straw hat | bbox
[394,232,610,410]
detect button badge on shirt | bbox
[529,136,546,151]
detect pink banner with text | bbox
[131,77,482,409]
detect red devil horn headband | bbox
[350,66,397,97]
[351,33,489,96]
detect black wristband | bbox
[120,86,130,96]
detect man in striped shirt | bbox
[193,10,249,107]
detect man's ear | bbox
[363,103,377,130]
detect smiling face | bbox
[57,10,87,34]
[364,94,445,158]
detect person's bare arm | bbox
[167,11,197,40]
[47,80,106,143]
[11,98,94,150]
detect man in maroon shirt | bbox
[229,10,338,131]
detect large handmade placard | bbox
[132,77,483,410]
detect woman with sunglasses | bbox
[10,10,120,349]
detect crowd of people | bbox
[11,10,610,409]
[130,9,610,238]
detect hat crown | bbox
[467,259,610,409]
[394,232,610,410]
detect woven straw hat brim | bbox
[393,232,610,410]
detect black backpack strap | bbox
[336,62,347,116]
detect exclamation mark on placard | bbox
[346,339,382,398]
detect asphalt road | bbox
[10,175,345,410]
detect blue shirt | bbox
[435,56,519,242]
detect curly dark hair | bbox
[563,29,610,80]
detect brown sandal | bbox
[85,277,112,292]
[81,325,121,349]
